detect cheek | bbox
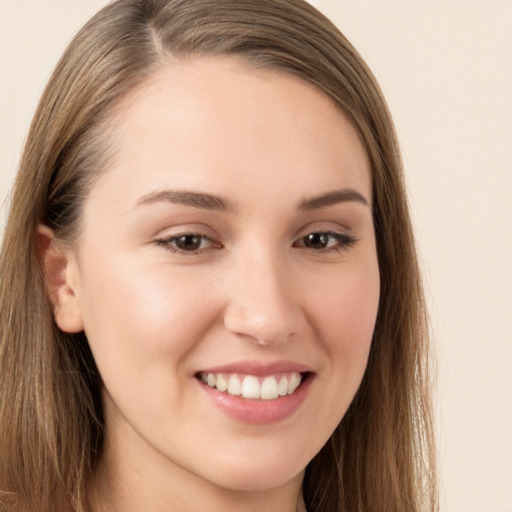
[327,280,378,347]
[282,258,379,459]
[77,252,220,382]
[307,258,380,388]
[314,262,379,342]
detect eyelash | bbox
[154,231,357,256]
[292,231,358,253]
[154,234,218,255]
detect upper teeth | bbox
[200,372,302,400]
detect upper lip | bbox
[198,360,314,376]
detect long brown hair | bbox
[0,1,437,510]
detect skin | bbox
[43,57,380,512]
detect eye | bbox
[294,231,357,252]
[155,233,218,254]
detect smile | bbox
[199,371,303,400]
[196,362,314,424]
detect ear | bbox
[37,225,84,333]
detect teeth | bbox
[277,376,288,396]
[201,371,303,400]
[242,375,260,399]
[227,375,242,396]
[261,376,279,400]
[288,372,301,394]
[216,374,228,392]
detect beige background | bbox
[1,1,511,510]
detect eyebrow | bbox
[134,187,370,213]
[135,190,238,213]
[298,189,371,211]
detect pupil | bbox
[176,235,202,251]
[305,233,328,249]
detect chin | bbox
[196,452,306,492]
[213,470,304,493]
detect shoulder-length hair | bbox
[0,1,437,510]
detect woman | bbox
[0,1,437,511]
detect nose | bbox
[222,249,303,346]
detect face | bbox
[61,58,379,497]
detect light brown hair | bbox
[0,1,437,510]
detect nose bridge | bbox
[223,243,300,345]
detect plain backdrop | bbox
[1,1,511,511]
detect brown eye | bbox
[174,234,204,251]
[156,233,216,254]
[294,231,357,253]
[302,232,330,249]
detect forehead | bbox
[91,56,371,212]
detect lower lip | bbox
[198,375,313,425]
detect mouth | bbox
[195,361,314,423]
[196,371,309,400]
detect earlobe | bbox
[37,225,84,333]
